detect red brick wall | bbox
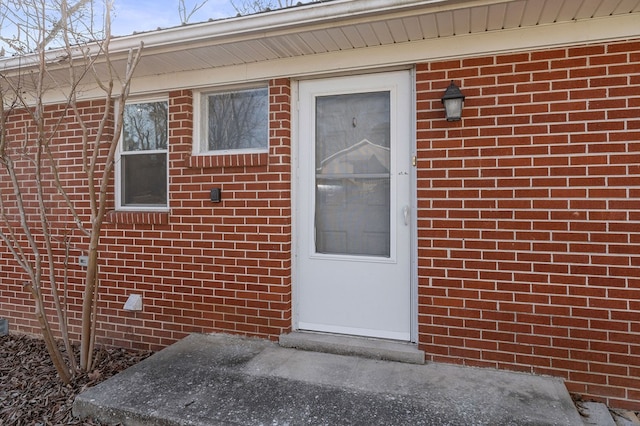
[0,100,111,340]
[1,37,639,409]
[0,79,292,350]
[416,39,640,409]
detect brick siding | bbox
[416,39,640,409]
[1,38,639,408]
[0,79,292,350]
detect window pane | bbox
[206,88,268,151]
[122,153,167,205]
[316,177,390,256]
[315,91,391,257]
[123,101,168,151]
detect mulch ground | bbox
[0,333,152,425]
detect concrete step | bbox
[74,333,585,426]
[581,402,616,426]
[279,331,424,364]
[611,408,640,426]
[579,401,640,426]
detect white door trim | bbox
[291,70,417,343]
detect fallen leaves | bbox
[0,334,151,425]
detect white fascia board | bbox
[0,0,512,72]
[107,0,518,54]
[21,8,640,104]
[35,11,639,104]
[121,12,640,98]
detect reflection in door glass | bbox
[315,91,391,257]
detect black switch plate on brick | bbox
[210,188,221,202]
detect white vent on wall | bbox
[123,294,143,312]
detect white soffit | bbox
[2,0,638,97]
[121,0,640,79]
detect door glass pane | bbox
[315,91,390,257]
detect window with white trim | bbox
[116,98,169,209]
[195,86,269,154]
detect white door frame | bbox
[291,69,418,343]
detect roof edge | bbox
[0,0,513,71]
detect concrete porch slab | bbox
[73,333,584,426]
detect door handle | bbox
[402,205,410,226]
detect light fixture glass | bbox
[441,81,465,121]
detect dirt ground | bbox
[0,333,152,425]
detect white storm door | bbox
[297,71,412,341]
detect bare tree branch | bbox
[179,0,209,24]
[231,0,299,15]
[0,0,143,382]
[38,0,93,50]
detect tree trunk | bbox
[31,288,72,384]
[80,235,100,371]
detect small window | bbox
[196,87,268,154]
[117,99,169,209]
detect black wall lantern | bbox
[441,81,465,121]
